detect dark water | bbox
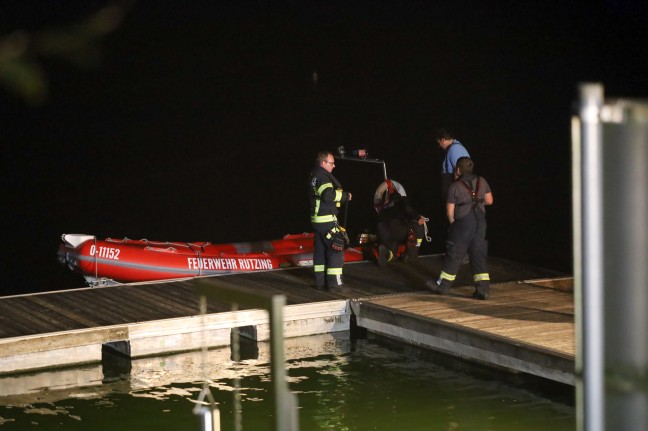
[2,2,647,296]
[0,333,575,431]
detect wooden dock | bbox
[0,255,574,384]
[350,277,574,385]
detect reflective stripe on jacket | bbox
[309,166,347,223]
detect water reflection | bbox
[0,332,574,430]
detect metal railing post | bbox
[574,82,605,431]
[574,83,648,431]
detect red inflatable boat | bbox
[58,233,364,285]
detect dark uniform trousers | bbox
[437,208,490,296]
[377,219,424,259]
[312,221,344,289]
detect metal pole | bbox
[336,146,388,180]
[269,295,299,431]
[575,83,648,431]
[575,82,605,431]
[572,107,584,430]
[600,96,648,430]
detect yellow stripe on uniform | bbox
[474,273,490,282]
[316,183,333,196]
[440,271,456,281]
[311,214,337,223]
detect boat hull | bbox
[57,233,364,285]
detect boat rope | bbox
[197,247,202,276]
[422,216,432,242]
[109,237,213,250]
[93,237,98,284]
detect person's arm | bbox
[401,197,421,221]
[484,192,493,206]
[446,202,455,224]
[318,182,336,202]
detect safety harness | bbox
[379,179,398,210]
[458,177,484,209]
[384,179,396,199]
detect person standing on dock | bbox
[437,128,470,203]
[436,128,471,262]
[427,157,493,299]
[309,151,352,290]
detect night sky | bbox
[2,1,647,295]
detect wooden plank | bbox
[36,290,118,327]
[0,302,40,338]
[80,288,175,322]
[99,287,186,320]
[0,326,129,357]
[61,290,149,324]
[117,285,201,316]
[0,298,73,333]
[24,295,100,328]
[366,283,573,313]
[423,303,573,326]
[137,284,202,312]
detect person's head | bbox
[455,157,474,176]
[316,151,336,173]
[436,128,454,150]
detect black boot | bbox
[378,245,393,267]
[472,282,489,300]
[314,272,326,290]
[425,278,451,294]
[401,246,419,263]
[327,273,343,289]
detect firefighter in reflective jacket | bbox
[426,157,493,300]
[309,151,352,289]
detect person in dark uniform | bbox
[375,180,426,266]
[426,157,493,299]
[436,129,471,264]
[437,128,470,202]
[309,151,352,290]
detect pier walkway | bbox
[0,255,573,384]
